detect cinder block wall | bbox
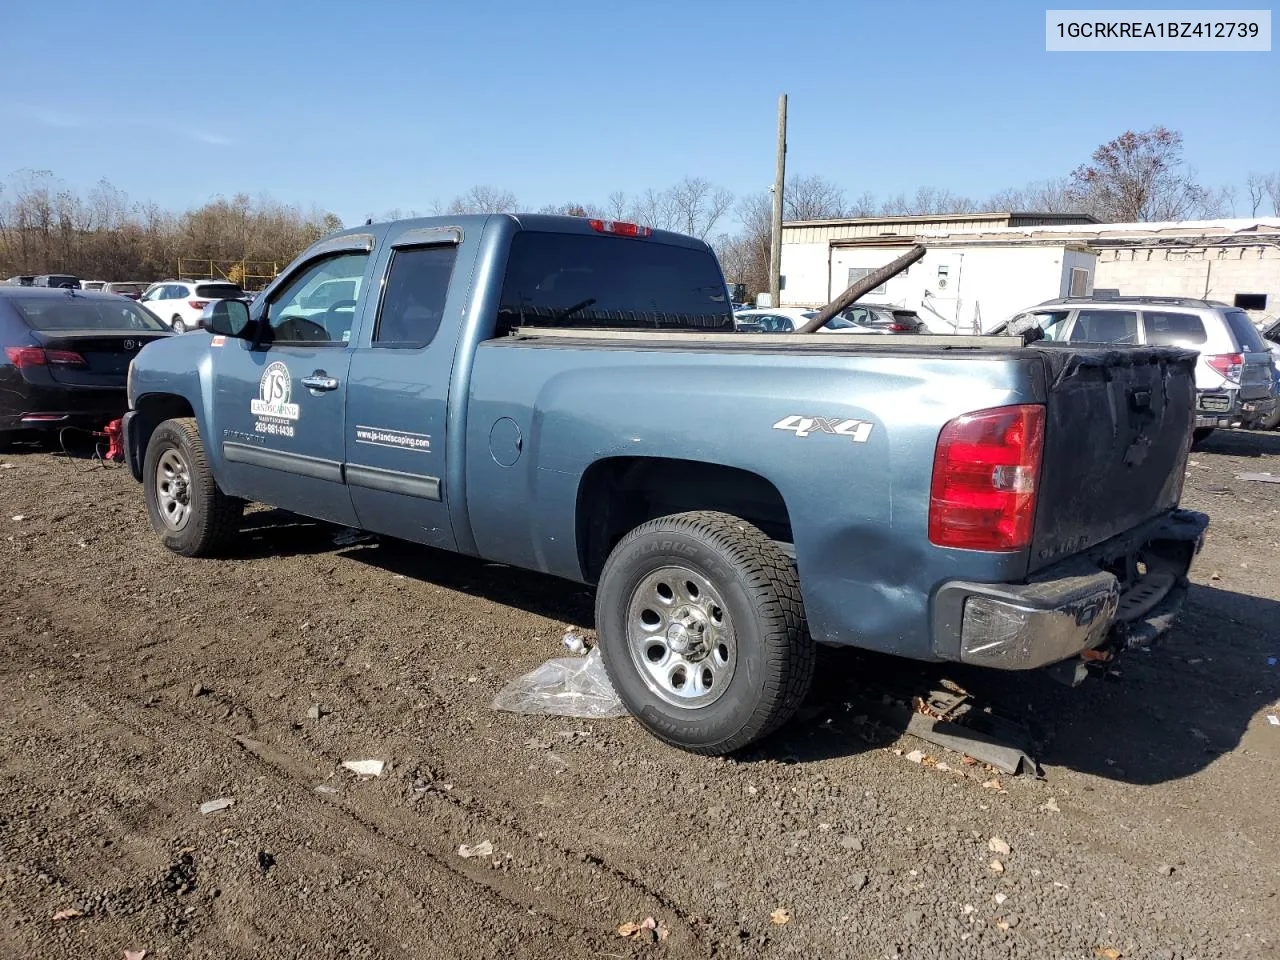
[1094,246,1279,326]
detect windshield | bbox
[14,296,168,332]
[195,283,245,300]
[498,232,733,331]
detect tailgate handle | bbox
[1128,388,1152,411]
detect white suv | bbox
[999,296,1277,442]
[140,279,247,333]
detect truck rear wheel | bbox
[595,511,814,755]
[143,417,243,557]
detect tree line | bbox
[4,127,1277,297]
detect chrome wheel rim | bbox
[625,565,735,708]
[155,448,193,531]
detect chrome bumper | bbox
[932,510,1209,671]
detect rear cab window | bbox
[1223,309,1268,352]
[1142,311,1207,346]
[496,231,733,334]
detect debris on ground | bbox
[51,908,84,921]
[199,798,234,815]
[1236,472,1280,483]
[988,837,1011,856]
[1040,798,1062,813]
[191,681,209,698]
[124,950,147,960]
[905,749,926,763]
[491,647,627,719]
[11,515,26,522]
[617,916,669,941]
[1267,714,1279,726]
[458,840,494,859]
[561,630,587,655]
[341,760,385,777]
[333,527,377,546]
[314,784,339,794]
[769,907,792,925]
[1095,947,1122,959]
[257,851,275,874]
[306,703,327,720]
[989,860,1005,874]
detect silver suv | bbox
[999,296,1278,441]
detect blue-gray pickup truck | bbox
[122,214,1208,754]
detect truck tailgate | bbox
[1028,344,1197,572]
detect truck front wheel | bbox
[595,511,815,755]
[143,417,243,557]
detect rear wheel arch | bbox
[575,456,794,584]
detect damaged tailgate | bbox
[1028,344,1197,573]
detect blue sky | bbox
[1,0,1275,226]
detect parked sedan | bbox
[103,282,148,300]
[0,288,170,450]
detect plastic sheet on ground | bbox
[492,648,628,719]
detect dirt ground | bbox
[1,430,1278,960]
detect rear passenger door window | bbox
[1142,311,1207,346]
[374,245,458,348]
[1068,310,1139,344]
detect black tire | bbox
[142,417,242,556]
[171,316,186,333]
[1191,427,1214,447]
[595,510,815,755]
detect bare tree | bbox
[605,191,628,221]
[446,185,519,215]
[981,177,1081,214]
[1247,172,1280,216]
[664,177,734,239]
[1069,127,1209,222]
[784,174,846,221]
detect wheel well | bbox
[576,457,793,583]
[130,393,196,466]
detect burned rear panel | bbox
[1028,344,1196,573]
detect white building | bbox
[779,215,1280,333]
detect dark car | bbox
[0,287,170,450]
[33,274,82,289]
[5,276,35,287]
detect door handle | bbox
[301,372,340,391]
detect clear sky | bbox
[1,0,1275,225]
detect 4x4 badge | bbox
[773,415,873,443]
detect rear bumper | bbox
[0,380,128,433]
[932,509,1208,670]
[1196,388,1277,428]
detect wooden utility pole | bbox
[769,94,787,308]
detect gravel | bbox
[1,430,1278,959]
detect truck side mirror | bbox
[203,299,252,338]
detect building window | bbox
[847,266,886,296]
[1234,293,1268,311]
[1069,267,1091,298]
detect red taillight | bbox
[588,218,652,238]
[929,404,1045,552]
[189,300,210,310]
[1205,353,1243,383]
[889,322,914,332]
[6,346,46,367]
[46,349,86,365]
[4,346,86,367]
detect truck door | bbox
[344,230,462,549]
[209,238,376,527]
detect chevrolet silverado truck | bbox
[121,214,1208,754]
